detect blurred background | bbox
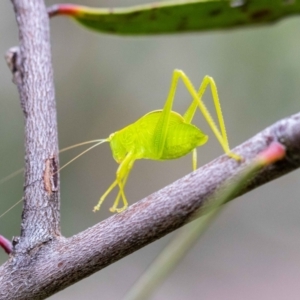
[0,0,300,299]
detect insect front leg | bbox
[93,179,118,212]
[93,152,135,213]
[109,172,130,213]
[111,154,135,213]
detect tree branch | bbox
[0,109,299,299]
[1,0,300,299]
[10,0,60,251]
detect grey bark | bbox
[0,0,299,299]
[11,0,60,255]
[0,110,299,299]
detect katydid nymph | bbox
[60,69,240,213]
[0,69,240,216]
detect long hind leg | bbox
[154,69,240,171]
[177,70,240,161]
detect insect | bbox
[63,69,240,213]
[0,69,240,216]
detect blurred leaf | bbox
[48,0,300,35]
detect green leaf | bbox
[48,0,300,35]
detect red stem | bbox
[0,235,12,255]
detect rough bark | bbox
[10,0,60,255]
[0,110,299,299]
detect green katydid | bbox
[60,69,240,213]
[0,69,240,216]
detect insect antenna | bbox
[0,169,24,185]
[0,139,106,187]
[59,139,106,153]
[0,139,108,219]
[58,139,108,173]
[0,198,23,219]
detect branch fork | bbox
[0,0,299,299]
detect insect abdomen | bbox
[161,121,208,160]
[111,110,208,162]
[135,110,208,160]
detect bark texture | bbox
[11,0,60,254]
[0,110,299,299]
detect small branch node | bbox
[5,46,23,85]
[47,4,59,18]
